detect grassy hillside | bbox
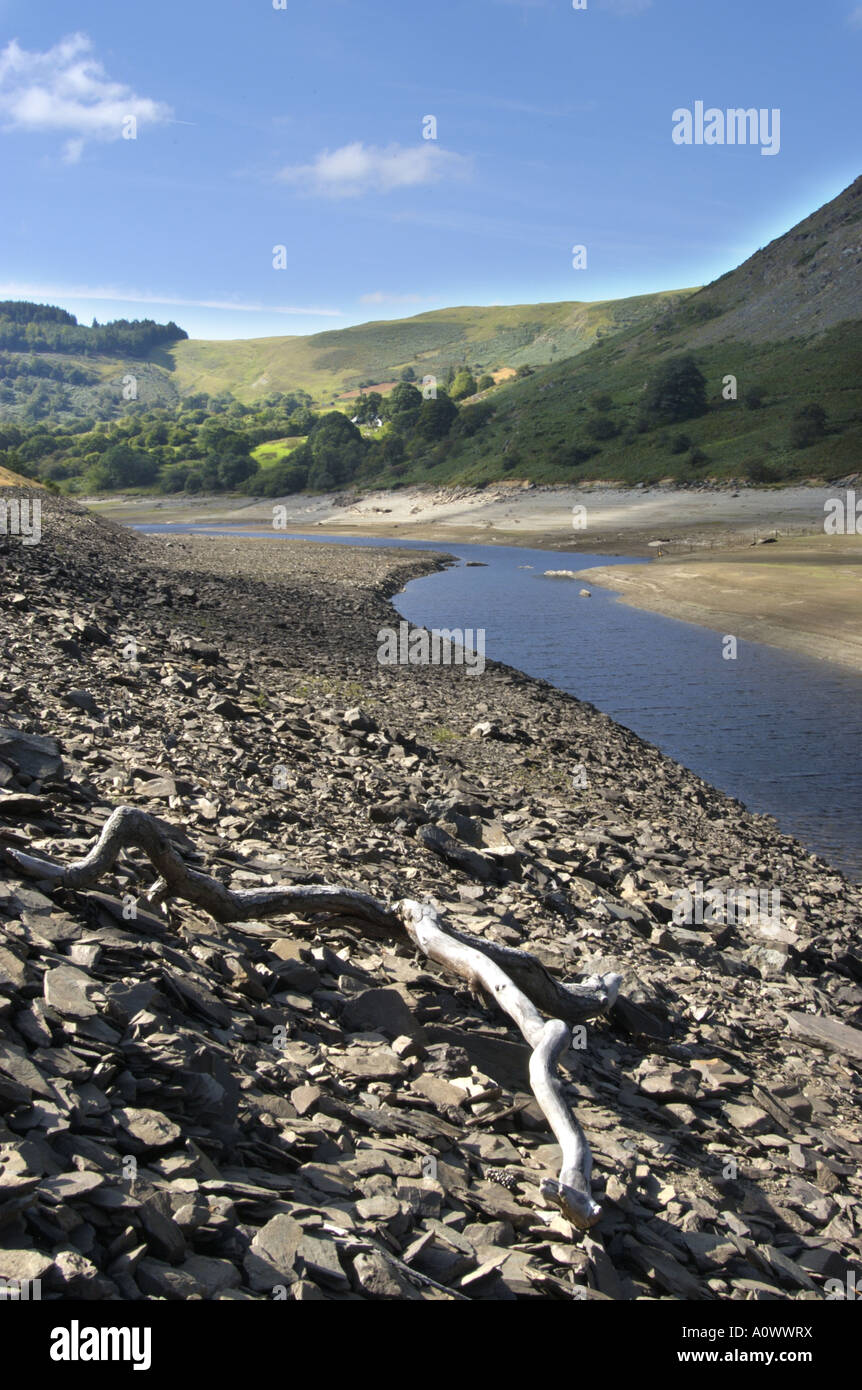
[0,291,692,420]
[165,291,693,404]
[388,321,861,489]
[0,465,44,487]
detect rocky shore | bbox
[1,491,861,1302]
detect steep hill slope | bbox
[680,173,862,345]
[0,465,44,487]
[423,176,862,488]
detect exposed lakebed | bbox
[136,524,862,881]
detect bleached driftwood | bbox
[399,899,604,1228]
[3,806,621,1229]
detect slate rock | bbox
[43,966,97,1019]
[342,986,424,1041]
[139,1201,187,1262]
[51,1249,118,1300]
[0,727,63,780]
[63,690,104,719]
[243,1214,303,1292]
[351,1249,423,1299]
[115,1107,182,1151]
[180,1254,241,1296]
[136,1257,203,1300]
[0,1249,54,1284]
[724,1103,772,1134]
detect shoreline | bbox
[95,481,841,558]
[99,483,862,678]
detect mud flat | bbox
[99,483,862,672]
[97,483,840,556]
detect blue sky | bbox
[0,0,859,341]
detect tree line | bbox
[0,354,833,495]
[0,302,188,358]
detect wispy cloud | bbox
[0,32,172,162]
[277,141,470,198]
[0,281,343,317]
[849,5,862,27]
[359,291,433,306]
[490,0,652,9]
[384,80,595,120]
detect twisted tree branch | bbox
[3,805,621,1229]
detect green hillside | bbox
[399,175,862,489]
[0,291,692,421]
[392,320,861,490]
[165,292,693,404]
[0,304,186,422]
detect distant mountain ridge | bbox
[0,291,693,422]
[165,291,694,405]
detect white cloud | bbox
[0,33,172,161]
[0,281,343,317]
[277,141,469,198]
[849,5,862,27]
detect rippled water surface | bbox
[137,525,862,881]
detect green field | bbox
[251,436,307,467]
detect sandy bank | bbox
[579,534,862,674]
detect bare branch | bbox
[398,899,601,1229]
[3,805,621,1228]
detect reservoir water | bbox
[136,525,862,882]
